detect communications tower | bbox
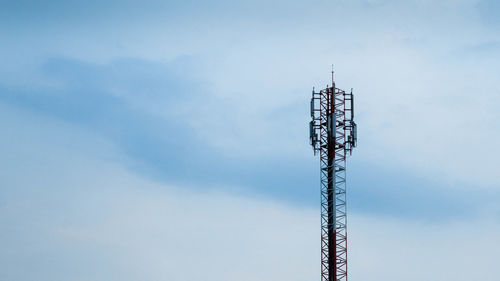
[309,70,357,281]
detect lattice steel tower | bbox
[309,70,357,281]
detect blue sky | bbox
[1,0,499,280]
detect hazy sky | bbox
[1,0,499,280]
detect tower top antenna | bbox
[331,64,335,84]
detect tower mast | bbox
[310,69,357,281]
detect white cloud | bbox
[350,214,500,281]
[1,4,500,278]
[0,103,318,281]
[1,95,499,281]
[2,0,499,189]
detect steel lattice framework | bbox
[310,71,357,281]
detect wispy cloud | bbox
[1,104,499,281]
[0,1,499,278]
